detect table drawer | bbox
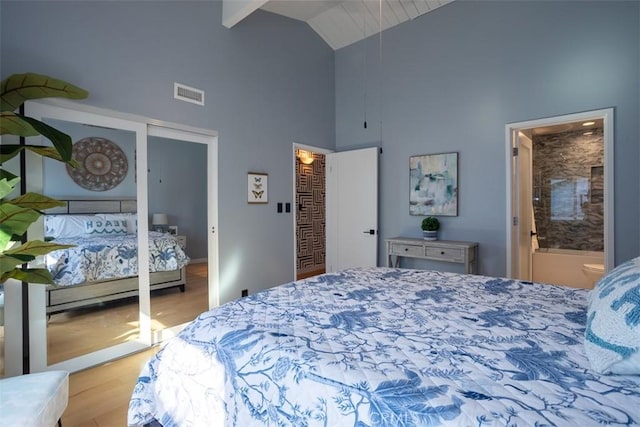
[390,243,424,257]
[426,246,464,261]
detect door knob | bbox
[530,231,537,237]
[362,229,375,235]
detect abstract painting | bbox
[410,152,458,216]
[248,172,268,204]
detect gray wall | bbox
[336,0,640,276]
[1,1,335,304]
[3,0,638,295]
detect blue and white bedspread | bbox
[128,267,640,426]
[45,231,189,287]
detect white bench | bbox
[0,370,69,427]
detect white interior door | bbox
[326,147,378,272]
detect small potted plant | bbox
[421,216,440,241]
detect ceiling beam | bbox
[222,0,269,28]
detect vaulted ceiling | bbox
[223,0,454,50]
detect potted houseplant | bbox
[1,72,88,284]
[421,216,440,241]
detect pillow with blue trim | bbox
[98,213,138,234]
[84,218,128,236]
[585,256,640,374]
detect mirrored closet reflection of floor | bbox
[0,263,207,373]
[46,262,208,365]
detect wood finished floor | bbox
[60,263,208,426]
[64,346,159,427]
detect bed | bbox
[43,199,189,315]
[128,265,640,426]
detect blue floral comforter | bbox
[45,231,189,287]
[128,267,640,426]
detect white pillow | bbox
[84,218,128,236]
[98,213,138,234]
[44,215,99,239]
[585,256,640,374]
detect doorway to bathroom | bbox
[506,109,614,289]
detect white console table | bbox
[386,237,479,274]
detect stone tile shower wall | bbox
[296,151,326,277]
[532,128,604,251]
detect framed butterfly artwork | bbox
[247,172,268,204]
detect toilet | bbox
[582,263,605,288]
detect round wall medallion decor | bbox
[66,137,128,191]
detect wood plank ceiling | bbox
[260,0,454,50]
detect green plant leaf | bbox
[0,177,20,200]
[0,143,25,163]
[0,73,86,285]
[0,229,12,252]
[9,192,66,212]
[0,73,88,112]
[23,145,65,161]
[0,202,40,237]
[0,111,39,135]
[0,240,72,283]
[0,253,33,274]
[4,253,32,263]
[0,267,55,285]
[1,145,79,166]
[3,240,73,257]
[0,170,19,183]
[20,115,73,161]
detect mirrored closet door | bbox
[1,100,219,374]
[146,127,218,343]
[24,102,149,373]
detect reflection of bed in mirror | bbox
[43,199,189,315]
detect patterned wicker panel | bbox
[296,151,325,275]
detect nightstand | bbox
[175,235,187,249]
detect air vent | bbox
[174,82,204,106]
